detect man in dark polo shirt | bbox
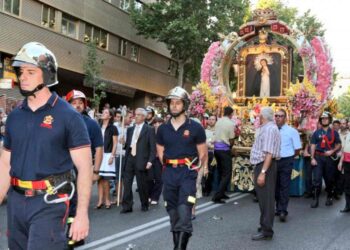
[310,112,341,208]
[66,89,103,248]
[66,89,103,179]
[157,87,208,250]
[0,42,92,250]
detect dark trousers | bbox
[313,155,336,195]
[334,158,344,195]
[122,156,149,209]
[7,188,68,250]
[162,166,197,233]
[213,150,232,200]
[275,156,294,214]
[148,157,163,202]
[254,160,277,237]
[343,162,350,196]
[304,157,313,194]
[203,151,215,195]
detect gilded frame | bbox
[236,43,290,99]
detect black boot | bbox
[175,232,191,250]
[311,189,319,208]
[325,193,333,206]
[340,194,350,213]
[173,232,180,250]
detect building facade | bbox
[0,0,178,110]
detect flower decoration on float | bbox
[189,81,217,117]
[285,78,322,117]
[200,41,224,87]
[311,36,333,102]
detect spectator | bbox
[250,107,280,240]
[203,115,217,196]
[274,109,301,222]
[212,106,235,204]
[97,108,118,209]
[148,117,164,205]
[121,108,156,213]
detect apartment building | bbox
[0,0,178,110]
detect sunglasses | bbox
[275,115,285,118]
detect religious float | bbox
[190,9,336,195]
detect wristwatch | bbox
[261,169,267,174]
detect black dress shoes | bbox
[222,194,230,200]
[212,198,225,204]
[251,232,273,241]
[120,208,133,214]
[279,212,287,222]
[340,207,350,213]
[141,206,149,212]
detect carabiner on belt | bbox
[185,157,201,171]
[44,181,75,204]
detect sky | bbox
[250,0,350,97]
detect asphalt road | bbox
[1,187,350,250]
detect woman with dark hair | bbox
[96,108,118,209]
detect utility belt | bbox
[11,170,75,204]
[315,151,339,161]
[164,157,200,171]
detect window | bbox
[84,24,108,49]
[168,60,177,76]
[4,0,20,15]
[118,39,127,57]
[61,14,77,38]
[130,44,139,62]
[119,0,130,11]
[134,1,143,12]
[42,5,55,28]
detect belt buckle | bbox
[24,189,35,197]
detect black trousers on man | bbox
[275,156,294,215]
[148,157,163,202]
[212,150,232,201]
[313,155,335,196]
[122,156,149,210]
[203,151,215,196]
[254,160,277,237]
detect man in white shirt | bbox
[275,109,301,222]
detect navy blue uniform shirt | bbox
[156,118,206,159]
[3,92,91,180]
[311,127,341,152]
[82,114,103,157]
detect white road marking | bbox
[78,193,249,250]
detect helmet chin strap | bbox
[19,83,46,98]
[170,109,185,118]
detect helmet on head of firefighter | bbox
[145,106,155,117]
[66,90,88,107]
[165,87,190,116]
[319,111,332,123]
[11,42,58,96]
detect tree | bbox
[130,0,250,86]
[337,87,350,117]
[295,10,325,41]
[83,41,106,111]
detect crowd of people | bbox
[0,41,349,250]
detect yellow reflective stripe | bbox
[185,158,191,166]
[187,196,196,204]
[67,217,74,224]
[168,160,178,164]
[45,180,55,195]
[17,180,33,189]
